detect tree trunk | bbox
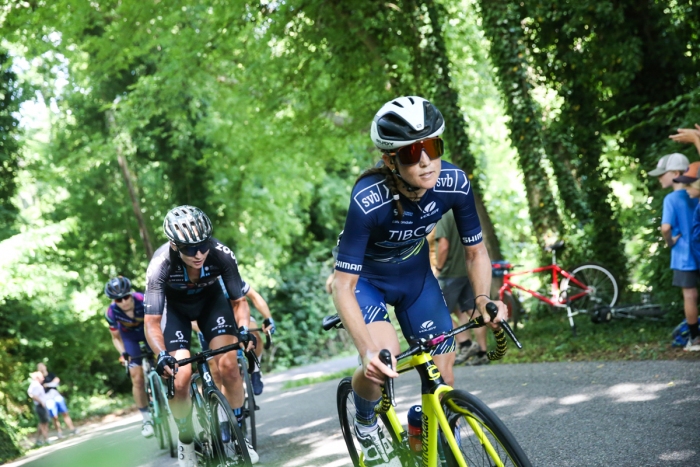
[106,110,154,260]
[421,0,504,260]
[478,0,562,250]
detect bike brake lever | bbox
[167,375,175,400]
[247,350,260,375]
[378,349,396,407]
[485,302,523,349]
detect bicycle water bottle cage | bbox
[491,260,512,277]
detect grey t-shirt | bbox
[434,210,468,278]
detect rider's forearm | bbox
[333,279,376,358]
[232,298,250,329]
[111,335,125,354]
[248,290,272,320]
[464,243,493,306]
[144,315,168,354]
[661,224,675,247]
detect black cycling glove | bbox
[156,351,177,376]
[121,351,130,361]
[238,326,257,348]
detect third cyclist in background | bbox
[104,275,154,438]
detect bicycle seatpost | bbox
[378,349,396,407]
[485,302,523,349]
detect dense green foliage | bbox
[0,0,698,457]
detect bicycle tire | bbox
[560,263,618,314]
[441,390,532,467]
[239,355,257,449]
[152,375,177,458]
[336,377,406,467]
[209,388,252,467]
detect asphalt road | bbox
[8,359,699,467]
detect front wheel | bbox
[560,263,618,315]
[239,355,257,449]
[209,389,252,467]
[441,390,532,467]
[151,374,177,458]
[336,377,405,467]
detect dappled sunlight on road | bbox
[271,417,334,436]
[512,397,556,417]
[558,393,592,405]
[279,432,351,467]
[262,386,314,403]
[659,450,697,461]
[604,382,669,402]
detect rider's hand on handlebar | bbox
[479,299,509,330]
[362,350,398,385]
[119,352,129,365]
[237,326,257,352]
[263,317,276,335]
[156,351,178,377]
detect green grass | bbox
[495,308,700,363]
[281,367,357,390]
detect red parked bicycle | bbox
[493,241,619,335]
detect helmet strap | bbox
[390,162,419,192]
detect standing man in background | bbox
[435,210,489,365]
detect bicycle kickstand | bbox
[566,306,577,337]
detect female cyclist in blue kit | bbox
[331,96,508,466]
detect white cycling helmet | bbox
[370,96,445,151]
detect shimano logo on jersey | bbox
[462,232,483,244]
[388,223,436,242]
[420,320,436,331]
[336,260,362,272]
[354,182,392,214]
[434,169,471,196]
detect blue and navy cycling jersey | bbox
[105,292,146,335]
[335,160,482,277]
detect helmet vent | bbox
[391,100,404,108]
[408,97,414,104]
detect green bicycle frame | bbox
[377,351,505,467]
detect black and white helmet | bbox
[163,205,213,245]
[370,96,445,151]
[104,276,132,299]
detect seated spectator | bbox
[37,363,76,437]
[27,371,49,446]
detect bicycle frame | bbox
[377,352,499,467]
[499,264,590,308]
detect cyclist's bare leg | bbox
[169,348,193,419]
[351,321,400,401]
[253,330,263,359]
[129,365,148,408]
[208,358,222,388]
[210,334,244,408]
[61,412,75,431]
[474,325,487,351]
[432,352,456,387]
[682,287,699,326]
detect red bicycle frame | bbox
[496,263,591,307]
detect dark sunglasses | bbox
[389,137,444,166]
[115,294,132,303]
[177,242,211,257]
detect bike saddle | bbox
[544,240,565,252]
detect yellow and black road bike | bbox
[323,303,532,467]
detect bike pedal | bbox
[254,404,260,411]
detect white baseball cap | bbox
[648,153,689,176]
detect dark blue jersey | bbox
[335,160,482,277]
[105,292,146,334]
